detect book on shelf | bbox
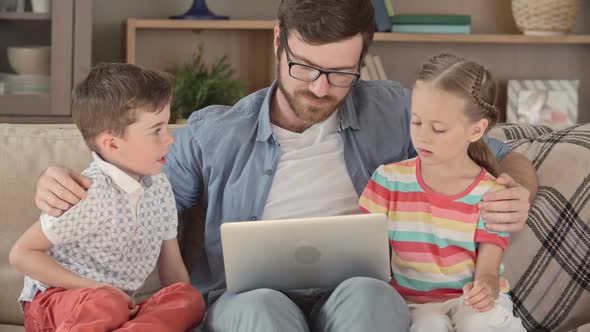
[373,55,388,80]
[391,24,471,34]
[384,0,395,17]
[361,54,388,81]
[390,14,471,25]
[363,54,379,80]
[373,0,392,32]
[360,66,371,81]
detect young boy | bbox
[9,63,205,332]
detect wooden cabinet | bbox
[125,1,590,122]
[0,0,92,123]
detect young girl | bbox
[359,53,526,332]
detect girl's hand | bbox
[463,280,495,312]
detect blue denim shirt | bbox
[164,80,510,296]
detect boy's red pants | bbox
[23,282,205,332]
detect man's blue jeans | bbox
[203,277,411,332]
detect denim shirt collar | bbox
[340,92,360,130]
[255,83,276,142]
[256,81,360,142]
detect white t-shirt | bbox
[261,111,360,220]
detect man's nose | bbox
[308,73,330,98]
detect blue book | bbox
[373,0,392,32]
[391,24,471,34]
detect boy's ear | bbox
[96,131,119,153]
[468,119,489,143]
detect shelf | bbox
[374,33,590,44]
[129,18,277,30]
[127,19,590,45]
[0,12,51,20]
[0,94,50,116]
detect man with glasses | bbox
[34,0,537,331]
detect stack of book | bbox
[360,54,388,81]
[390,14,471,34]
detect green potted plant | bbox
[171,47,245,123]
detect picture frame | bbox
[506,80,579,130]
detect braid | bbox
[467,64,500,176]
[470,66,497,125]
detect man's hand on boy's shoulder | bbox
[35,166,92,217]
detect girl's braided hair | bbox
[417,53,501,176]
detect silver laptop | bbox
[220,213,390,293]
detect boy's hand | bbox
[94,283,139,318]
[463,280,495,312]
[129,303,140,318]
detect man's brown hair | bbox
[277,0,375,61]
[72,63,173,152]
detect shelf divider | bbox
[0,12,51,20]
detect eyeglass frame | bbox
[281,33,362,88]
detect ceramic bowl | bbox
[7,46,51,76]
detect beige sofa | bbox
[1,123,589,332]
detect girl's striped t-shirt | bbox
[359,157,510,304]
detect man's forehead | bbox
[286,32,363,70]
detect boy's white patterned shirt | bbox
[18,153,178,306]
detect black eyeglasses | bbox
[283,36,361,88]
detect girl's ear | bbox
[468,118,489,143]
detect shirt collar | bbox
[92,152,148,193]
[256,81,360,142]
[339,90,360,130]
[256,82,275,142]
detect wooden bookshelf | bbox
[126,18,590,122]
[129,19,276,30]
[127,19,590,45]
[127,16,590,44]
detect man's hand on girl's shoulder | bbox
[479,174,531,233]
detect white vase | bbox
[31,0,51,14]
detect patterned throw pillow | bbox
[489,123,590,332]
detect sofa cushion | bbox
[0,324,24,332]
[489,124,590,332]
[2,122,588,331]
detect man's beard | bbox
[277,63,347,125]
